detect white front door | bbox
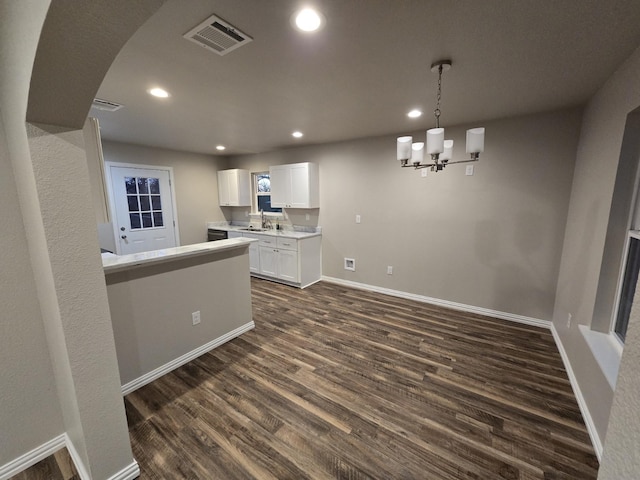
[107,164,178,255]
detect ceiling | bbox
[92,0,640,156]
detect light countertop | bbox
[207,222,321,240]
[102,238,255,274]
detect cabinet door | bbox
[249,242,260,273]
[259,246,278,277]
[278,249,298,282]
[217,171,231,206]
[289,163,310,208]
[270,165,290,208]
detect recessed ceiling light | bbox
[294,8,324,32]
[149,87,169,98]
[407,109,422,118]
[292,131,304,138]
[216,145,226,151]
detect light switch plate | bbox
[421,169,428,177]
[465,165,474,176]
[356,214,361,224]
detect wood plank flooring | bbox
[13,278,599,479]
[126,278,598,479]
[10,447,79,480]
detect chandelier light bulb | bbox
[397,136,412,160]
[411,142,425,163]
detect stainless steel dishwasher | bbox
[207,229,228,241]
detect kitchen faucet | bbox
[261,209,272,230]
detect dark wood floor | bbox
[126,278,598,479]
[15,278,599,479]
[10,447,79,480]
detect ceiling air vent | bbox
[183,15,253,56]
[91,98,123,112]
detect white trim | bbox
[321,276,550,328]
[106,460,140,480]
[0,434,66,480]
[104,161,181,255]
[121,321,255,395]
[64,435,91,480]
[550,325,603,461]
[579,324,623,390]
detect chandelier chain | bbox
[434,65,443,128]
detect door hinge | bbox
[173,220,175,227]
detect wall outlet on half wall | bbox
[567,313,572,328]
[192,310,201,325]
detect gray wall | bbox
[229,108,581,321]
[102,140,226,245]
[0,0,64,464]
[598,278,640,478]
[553,45,640,454]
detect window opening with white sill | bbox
[254,172,282,213]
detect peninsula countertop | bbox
[102,238,255,274]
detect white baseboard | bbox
[106,460,140,480]
[64,434,90,480]
[321,276,550,328]
[550,324,603,461]
[320,276,603,459]
[121,321,255,395]
[0,434,66,480]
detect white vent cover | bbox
[91,98,123,112]
[183,15,253,56]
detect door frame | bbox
[105,161,181,255]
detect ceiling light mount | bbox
[396,58,485,173]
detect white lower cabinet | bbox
[236,231,321,288]
[258,237,299,282]
[242,233,261,273]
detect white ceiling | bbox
[93,0,640,156]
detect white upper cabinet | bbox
[270,162,319,208]
[217,169,251,206]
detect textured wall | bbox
[229,108,581,321]
[0,0,65,467]
[553,44,640,446]
[598,284,640,477]
[102,140,227,245]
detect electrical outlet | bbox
[567,313,572,328]
[305,213,310,221]
[421,169,428,177]
[356,214,361,224]
[387,266,393,275]
[465,165,474,176]
[192,310,201,325]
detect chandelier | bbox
[397,60,485,172]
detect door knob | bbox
[120,227,126,231]
[121,235,127,240]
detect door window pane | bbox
[125,177,137,194]
[127,196,139,212]
[141,212,152,228]
[137,177,149,194]
[151,195,162,210]
[140,196,150,211]
[153,212,164,227]
[130,213,141,229]
[148,178,160,194]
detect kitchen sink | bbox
[240,227,266,232]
